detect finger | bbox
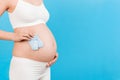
[48,62,52,67]
[49,53,58,63]
[28,34,34,39]
[46,53,59,67]
[46,63,50,67]
[23,34,32,39]
[56,52,58,57]
[54,54,58,60]
[29,33,35,37]
[22,36,31,40]
[47,61,54,67]
[48,57,57,67]
[51,57,57,64]
[55,53,58,59]
[22,33,29,37]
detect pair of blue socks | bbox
[28,34,44,50]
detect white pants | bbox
[9,56,51,80]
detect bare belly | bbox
[12,23,57,62]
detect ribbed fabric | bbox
[9,56,51,80]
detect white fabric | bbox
[8,0,50,29]
[9,56,51,80]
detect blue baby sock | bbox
[28,34,44,50]
[35,34,44,48]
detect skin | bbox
[0,0,58,67]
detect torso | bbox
[7,0,57,62]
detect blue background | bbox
[1,0,120,80]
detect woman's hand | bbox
[46,52,59,67]
[12,32,34,42]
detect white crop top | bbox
[8,0,50,29]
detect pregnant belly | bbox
[12,23,57,62]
